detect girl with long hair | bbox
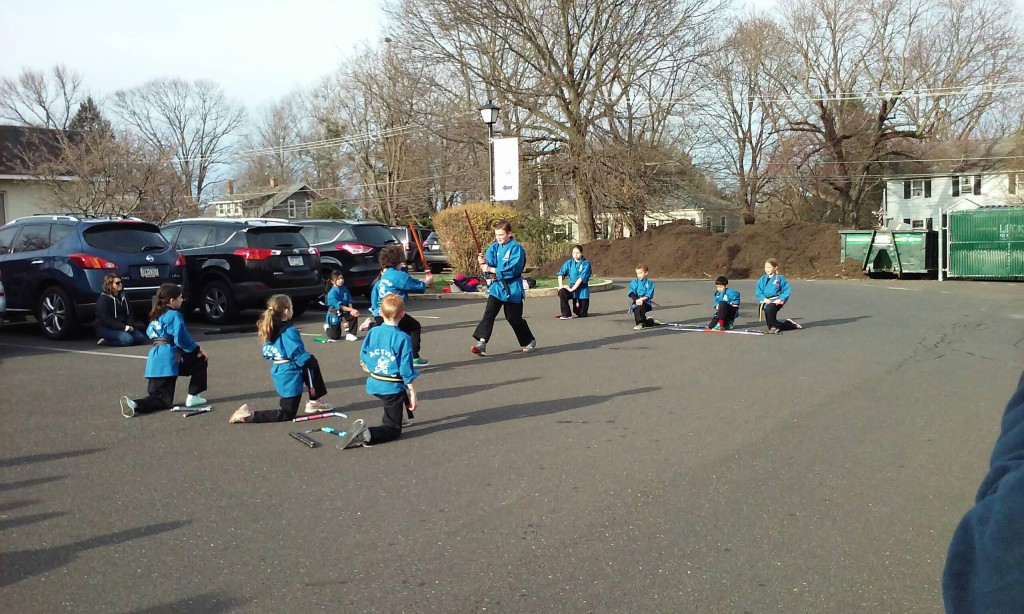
[229,294,331,423]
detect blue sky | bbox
[0,0,384,112]
[2,0,1020,113]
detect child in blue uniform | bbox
[755,258,803,334]
[556,244,592,319]
[367,246,432,366]
[119,284,208,418]
[228,294,331,424]
[708,275,741,330]
[325,271,359,341]
[349,293,419,446]
[471,220,536,355]
[627,264,658,329]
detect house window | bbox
[720,215,726,227]
[287,200,296,218]
[1010,172,1024,195]
[952,175,981,197]
[305,200,311,217]
[903,179,932,199]
[911,220,925,229]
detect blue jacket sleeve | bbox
[398,336,419,385]
[755,276,767,302]
[557,260,571,277]
[778,276,791,302]
[646,281,655,300]
[396,270,427,294]
[730,289,741,306]
[168,310,198,353]
[944,372,1024,612]
[579,261,592,283]
[282,326,312,366]
[326,287,342,311]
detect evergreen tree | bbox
[68,96,112,136]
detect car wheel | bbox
[429,263,444,274]
[37,285,78,340]
[200,280,236,324]
[291,301,308,318]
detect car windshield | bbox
[83,223,169,253]
[425,232,439,243]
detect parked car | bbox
[0,269,6,319]
[0,213,185,339]
[297,220,402,296]
[422,231,450,273]
[160,218,321,324]
[388,225,432,271]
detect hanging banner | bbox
[492,137,520,201]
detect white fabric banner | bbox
[492,137,519,201]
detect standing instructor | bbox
[470,220,536,356]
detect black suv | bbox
[0,214,185,339]
[388,225,432,271]
[297,220,402,296]
[160,218,322,324]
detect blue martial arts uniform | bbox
[557,257,593,300]
[144,309,198,378]
[756,272,797,331]
[713,288,741,313]
[377,267,427,301]
[484,238,527,303]
[360,323,420,444]
[262,322,313,398]
[325,285,354,327]
[627,278,657,325]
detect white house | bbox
[881,139,1024,231]
[551,191,742,242]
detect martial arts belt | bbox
[759,296,779,322]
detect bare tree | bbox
[767,0,1022,225]
[385,0,726,242]
[0,65,84,130]
[702,16,787,224]
[113,79,246,205]
[18,129,194,222]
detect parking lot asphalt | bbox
[1,278,1022,612]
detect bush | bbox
[433,203,520,275]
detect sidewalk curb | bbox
[409,279,618,301]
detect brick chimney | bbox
[227,179,234,195]
[269,177,277,188]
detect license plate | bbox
[288,256,303,266]
[429,245,440,251]
[140,266,159,278]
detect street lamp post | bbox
[479,100,500,203]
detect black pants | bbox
[762,303,798,331]
[133,351,208,413]
[473,296,534,347]
[367,391,408,445]
[326,312,359,340]
[371,314,422,358]
[557,289,589,318]
[628,293,653,325]
[251,356,327,423]
[708,303,738,328]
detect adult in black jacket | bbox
[95,273,147,346]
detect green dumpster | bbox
[839,229,937,277]
[947,207,1024,280]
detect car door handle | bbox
[30,259,44,265]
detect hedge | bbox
[433,203,520,276]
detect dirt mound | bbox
[541,220,864,279]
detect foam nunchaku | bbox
[171,405,214,417]
[292,411,347,423]
[289,426,354,448]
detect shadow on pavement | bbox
[0,511,66,532]
[0,448,106,469]
[0,476,67,493]
[0,520,191,588]
[127,591,251,614]
[403,386,661,439]
[795,316,871,328]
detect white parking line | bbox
[0,342,147,360]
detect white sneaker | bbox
[186,394,208,407]
[521,339,537,353]
[119,396,137,418]
[402,414,415,427]
[305,399,330,413]
[345,333,358,341]
[471,341,487,356]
